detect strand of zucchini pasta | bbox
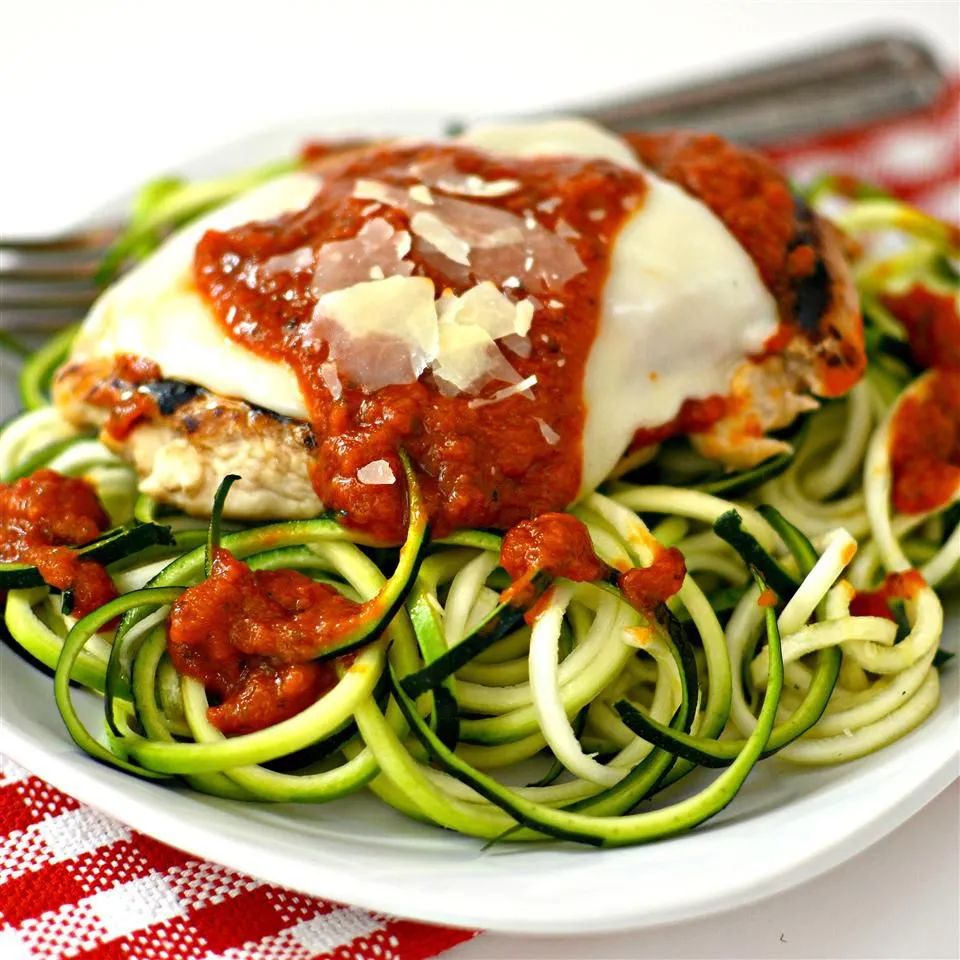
[0,191,956,846]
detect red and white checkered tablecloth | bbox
[1,79,957,960]
[0,757,476,959]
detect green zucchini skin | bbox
[388,591,783,847]
[402,600,526,699]
[616,644,840,767]
[2,433,97,483]
[692,450,794,498]
[714,509,797,599]
[0,522,175,589]
[54,586,185,779]
[756,504,819,574]
[18,324,79,411]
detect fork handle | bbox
[574,34,947,144]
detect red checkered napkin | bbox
[1,79,957,960]
[0,758,474,959]
[766,78,959,222]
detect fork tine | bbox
[0,306,89,332]
[2,290,99,311]
[0,225,122,254]
[1,263,101,283]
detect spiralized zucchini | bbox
[0,186,956,848]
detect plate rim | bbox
[1,114,958,935]
[2,672,957,935]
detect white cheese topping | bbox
[460,118,639,168]
[357,459,396,485]
[465,118,779,496]
[74,118,779,507]
[579,173,778,493]
[71,173,321,420]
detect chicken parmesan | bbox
[52,119,863,541]
[2,115,955,848]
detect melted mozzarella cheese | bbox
[73,119,778,501]
[73,174,319,419]
[461,118,779,494]
[461,118,639,169]
[580,176,777,492]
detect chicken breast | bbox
[52,120,864,528]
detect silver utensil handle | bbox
[574,34,947,144]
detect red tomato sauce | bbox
[499,512,609,603]
[881,286,960,514]
[167,547,369,733]
[888,369,960,515]
[631,395,728,450]
[85,354,163,440]
[627,131,866,398]
[0,469,117,617]
[882,286,960,370]
[850,569,926,620]
[619,546,687,612]
[194,144,646,542]
[757,587,778,608]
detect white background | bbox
[2,2,958,957]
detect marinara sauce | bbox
[850,569,927,620]
[0,469,117,617]
[499,512,609,604]
[195,144,646,543]
[167,547,368,734]
[883,286,960,514]
[628,131,866,399]
[618,546,687,613]
[85,354,163,441]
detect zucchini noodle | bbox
[1,184,956,849]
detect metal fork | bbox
[0,33,947,333]
[1,226,122,332]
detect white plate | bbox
[1,118,958,934]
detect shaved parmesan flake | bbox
[357,459,396,485]
[308,276,439,391]
[410,211,472,266]
[437,281,533,340]
[514,299,534,335]
[349,176,583,293]
[468,374,538,409]
[319,361,342,400]
[501,333,532,358]
[408,184,434,205]
[536,418,560,445]
[440,175,521,197]
[395,231,412,258]
[432,323,521,395]
[311,218,413,297]
[353,179,394,203]
[263,245,314,276]
[409,158,522,198]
